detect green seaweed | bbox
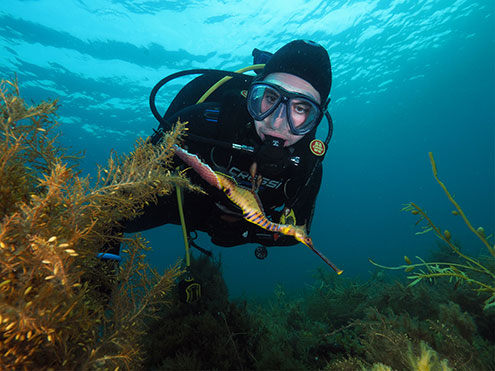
[143,254,264,370]
[252,265,494,369]
[370,152,495,311]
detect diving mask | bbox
[247,82,324,135]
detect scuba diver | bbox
[98,40,335,296]
[121,39,333,259]
[98,40,336,302]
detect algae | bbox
[370,152,495,311]
[0,78,193,369]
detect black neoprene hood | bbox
[260,40,332,103]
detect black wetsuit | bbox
[123,71,323,247]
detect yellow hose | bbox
[196,64,265,104]
[176,185,190,267]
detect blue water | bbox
[1,0,493,298]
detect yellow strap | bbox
[175,185,191,267]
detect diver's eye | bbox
[293,102,310,115]
[262,87,280,104]
[264,92,278,105]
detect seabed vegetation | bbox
[370,152,495,311]
[1,78,494,370]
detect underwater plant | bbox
[0,78,195,369]
[355,306,488,370]
[370,152,495,311]
[143,254,264,370]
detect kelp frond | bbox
[370,152,495,311]
[0,78,190,369]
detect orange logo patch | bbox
[309,139,325,156]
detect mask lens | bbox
[247,84,281,119]
[288,98,320,135]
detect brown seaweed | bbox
[0,78,193,369]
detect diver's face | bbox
[253,73,321,147]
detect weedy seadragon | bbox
[174,144,343,274]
